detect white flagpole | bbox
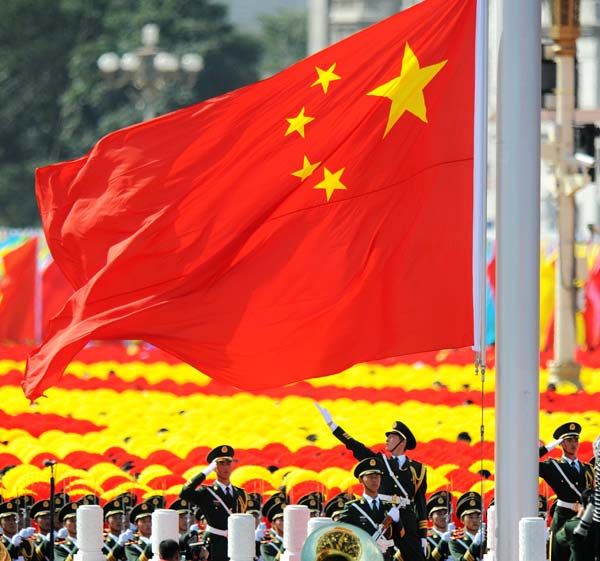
[495,0,541,559]
[473,0,489,366]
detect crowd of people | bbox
[0,408,597,561]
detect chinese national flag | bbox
[0,238,36,343]
[24,0,476,400]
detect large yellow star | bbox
[285,107,315,138]
[292,156,321,182]
[367,42,447,137]
[311,63,342,94]
[313,167,347,201]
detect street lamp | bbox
[97,23,204,121]
[547,0,582,388]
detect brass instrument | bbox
[301,522,384,561]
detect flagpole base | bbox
[547,360,582,389]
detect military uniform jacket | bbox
[103,533,126,561]
[31,534,51,561]
[554,516,599,561]
[54,538,78,561]
[337,497,403,550]
[1,535,35,561]
[180,474,248,531]
[259,531,284,561]
[333,426,428,537]
[538,450,594,505]
[448,531,486,561]
[124,536,152,561]
[426,529,450,561]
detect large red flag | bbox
[0,238,37,343]
[24,0,476,400]
[41,260,74,339]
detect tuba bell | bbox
[300,522,384,561]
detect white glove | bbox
[314,402,338,431]
[19,528,35,539]
[386,506,400,523]
[255,522,266,541]
[473,524,485,546]
[189,523,199,533]
[118,529,134,546]
[57,528,68,539]
[448,522,455,531]
[11,535,22,547]
[441,531,451,543]
[421,537,427,555]
[201,460,218,476]
[545,438,564,452]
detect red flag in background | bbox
[0,238,37,343]
[41,260,74,339]
[584,252,600,349]
[24,0,476,400]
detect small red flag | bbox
[24,0,476,400]
[0,238,37,343]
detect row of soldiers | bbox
[0,413,596,561]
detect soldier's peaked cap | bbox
[207,445,234,463]
[130,502,154,522]
[385,421,417,450]
[353,457,384,478]
[553,422,582,440]
[456,492,482,519]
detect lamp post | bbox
[97,23,204,121]
[547,0,582,388]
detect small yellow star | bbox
[311,63,342,94]
[367,42,447,137]
[285,107,315,138]
[314,167,347,201]
[292,156,321,182]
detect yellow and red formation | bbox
[0,344,597,507]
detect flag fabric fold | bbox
[24,0,476,400]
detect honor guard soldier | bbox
[168,499,194,559]
[554,488,598,561]
[103,497,131,561]
[180,445,248,561]
[448,492,486,561]
[54,503,79,561]
[425,491,453,561]
[259,502,284,561]
[338,458,404,561]
[539,422,595,561]
[315,403,428,561]
[0,499,35,561]
[124,503,154,561]
[30,499,56,561]
[323,493,355,522]
[245,494,264,561]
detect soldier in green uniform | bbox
[0,499,35,561]
[425,490,453,561]
[124,503,154,561]
[54,503,78,561]
[337,457,404,561]
[102,497,131,561]
[180,445,248,561]
[315,403,428,561]
[554,488,598,561]
[539,422,595,561]
[244,493,264,561]
[259,502,285,561]
[448,492,486,561]
[30,498,62,561]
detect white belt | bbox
[206,525,228,537]
[556,500,579,512]
[378,495,411,508]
